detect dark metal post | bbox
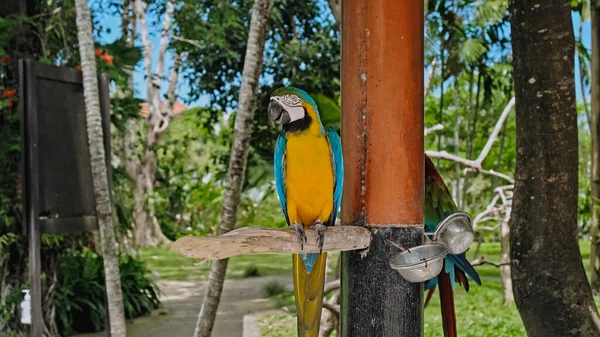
[20,59,44,337]
[339,0,424,336]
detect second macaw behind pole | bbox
[268,86,343,337]
[424,155,482,337]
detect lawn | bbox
[139,246,298,281]
[140,241,593,282]
[139,241,600,336]
[252,240,600,337]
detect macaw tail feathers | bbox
[424,285,437,308]
[439,263,457,337]
[448,253,481,287]
[293,252,327,337]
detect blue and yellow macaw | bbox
[424,155,482,337]
[269,87,343,337]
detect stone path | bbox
[76,274,292,337]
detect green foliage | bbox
[54,248,160,335]
[262,280,287,297]
[119,255,161,320]
[154,108,227,239]
[243,266,261,278]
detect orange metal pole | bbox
[340,0,424,335]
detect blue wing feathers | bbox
[327,128,343,224]
[274,134,288,224]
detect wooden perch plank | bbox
[171,226,371,260]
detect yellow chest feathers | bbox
[285,133,335,226]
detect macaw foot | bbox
[309,221,327,254]
[288,222,307,250]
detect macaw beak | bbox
[268,99,291,126]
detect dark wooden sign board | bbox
[19,59,112,337]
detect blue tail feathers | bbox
[426,253,481,291]
[302,253,318,274]
[448,253,481,286]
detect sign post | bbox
[19,60,112,337]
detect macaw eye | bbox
[281,94,302,107]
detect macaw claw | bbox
[288,222,307,250]
[309,221,327,254]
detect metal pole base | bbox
[340,226,423,337]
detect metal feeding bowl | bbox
[389,243,448,283]
[432,212,475,255]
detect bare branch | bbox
[464,167,515,183]
[426,150,481,168]
[172,226,372,260]
[323,303,340,316]
[155,2,175,82]
[424,59,438,99]
[475,96,516,164]
[170,34,203,48]
[167,52,184,111]
[426,97,516,183]
[424,124,444,136]
[134,0,154,103]
[323,280,340,295]
[473,193,501,225]
[471,256,510,268]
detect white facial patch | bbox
[271,94,305,123]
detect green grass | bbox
[139,247,340,281]
[256,241,599,337]
[140,241,600,336]
[259,312,298,337]
[140,240,594,282]
[258,283,526,337]
[139,247,291,280]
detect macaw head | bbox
[268,86,323,133]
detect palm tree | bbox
[74,0,126,336]
[192,0,274,336]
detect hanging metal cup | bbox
[429,212,474,255]
[389,211,475,283]
[389,243,448,283]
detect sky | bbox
[94,3,593,109]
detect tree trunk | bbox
[509,1,600,335]
[589,0,600,294]
[133,149,171,247]
[131,0,179,247]
[499,212,513,303]
[74,1,126,336]
[192,0,274,336]
[327,0,341,29]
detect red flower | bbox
[3,89,16,98]
[102,53,114,65]
[76,65,82,71]
[0,55,10,65]
[8,98,13,107]
[95,49,103,57]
